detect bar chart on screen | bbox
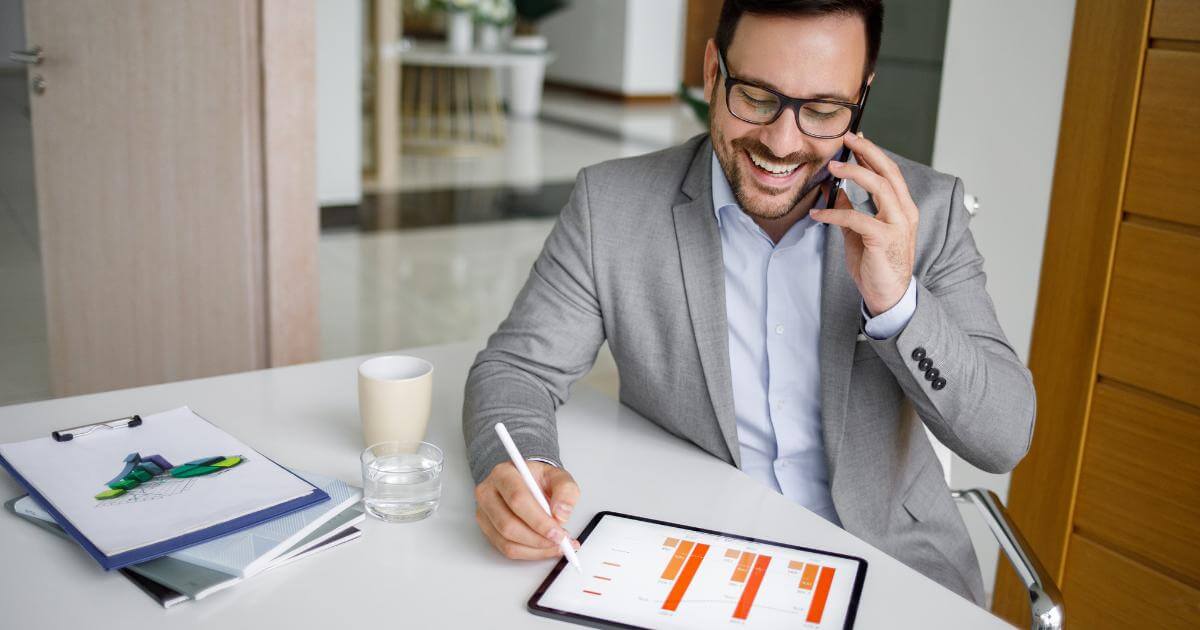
[537,514,863,629]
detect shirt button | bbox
[775,324,785,335]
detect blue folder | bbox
[0,411,329,571]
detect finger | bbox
[495,465,568,545]
[844,134,918,223]
[476,506,563,560]
[844,133,909,199]
[476,484,559,549]
[828,161,902,220]
[810,207,887,239]
[540,466,580,523]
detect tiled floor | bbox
[314,87,704,395]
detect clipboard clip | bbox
[52,414,143,442]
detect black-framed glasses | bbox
[717,51,864,139]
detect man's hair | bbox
[714,0,885,78]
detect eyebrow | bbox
[742,72,853,102]
[725,58,855,102]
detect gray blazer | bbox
[463,134,1036,605]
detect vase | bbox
[446,10,473,54]
[477,23,501,52]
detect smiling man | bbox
[463,0,1035,606]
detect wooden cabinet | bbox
[993,1,1200,627]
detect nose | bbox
[757,107,809,159]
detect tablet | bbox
[529,511,867,629]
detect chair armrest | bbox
[952,488,1064,630]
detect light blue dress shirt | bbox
[711,154,916,525]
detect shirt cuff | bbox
[861,276,917,340]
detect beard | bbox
[709,96,828,221]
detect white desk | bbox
[0,342,1011,628]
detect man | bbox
[463,0,1035,606]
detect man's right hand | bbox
[474,460,581,560]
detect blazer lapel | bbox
[819,175,876,480]
[672,138,741,468]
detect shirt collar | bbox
[711,152,738,227]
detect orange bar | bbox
[662,543,709,611]
[731,551,755,582]
[661,540,695,580]
[583,589,603,596]
[724,548,741,559]
[664,537,679,548]
[603,561,621,567]
[806,566,836,623]
[732,554,772,620]
[788,560,805,571]
[799,563,819,590]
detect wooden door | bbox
[22,0,317,396]
[682,0,721,88]
[993,0,1200,627]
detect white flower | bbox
[443,0,479,11]
[474,0,514,24]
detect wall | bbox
[862,0,949,165]
[931,0,1077,602]
[621,0,685,95]
[316,0,363,206]
[0,0,25,71]
[542,0,683,96]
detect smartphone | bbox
[821,82,872,209]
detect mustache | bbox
[731,136,820,166]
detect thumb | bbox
[543,466,580,523]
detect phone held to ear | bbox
[821,82,872,210]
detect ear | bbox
[703,39,719,103]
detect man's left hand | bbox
[810,133,917,316]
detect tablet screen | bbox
[530,512,867,629]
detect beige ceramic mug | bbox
[358,355,434,447]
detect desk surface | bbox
[0,342,1011,628]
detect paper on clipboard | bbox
[0,407,318,558]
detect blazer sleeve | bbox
[462,168,607,484]
[867,176,1036,473]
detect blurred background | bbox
[0,0,1079,609]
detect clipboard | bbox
[0,407,330,571]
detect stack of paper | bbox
[7,471,364,607]
[0,406,367,608]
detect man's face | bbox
[705,13,868,221]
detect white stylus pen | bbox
[494,422,583,573]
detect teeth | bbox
[749,152,799,175]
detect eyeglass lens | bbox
[728,83,853,138]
